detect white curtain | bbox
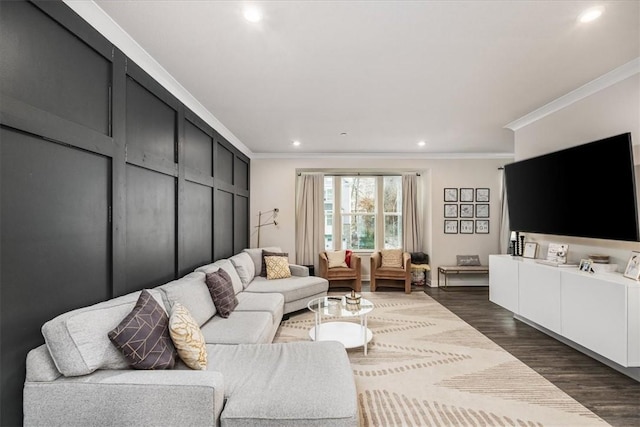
[295,173,324,271]
[499,168,511,254]
[402,174,422,253]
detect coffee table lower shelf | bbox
[309,322,373,354]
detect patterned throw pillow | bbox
[108,289,176,370]
[169,303,207,370]
[264,256,292,279]
[261,250,289,276]
[205,269,238,318]
[327,250,348,268]
[381,249,403,268]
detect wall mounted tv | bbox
[504,132,639,242]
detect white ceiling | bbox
[90,0,640,157]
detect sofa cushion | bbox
[265,256,292,279]
[229,252,255,288]
[200,311,274,344]
[169,303,207,370]
[195,259,243,295]
[243,247,281,277]
[156,271,216,326]
[260,250,288,276]
[42,289,166,377]
[235,292,284,326]
[205,269,238,318]
[108,289,177,370]
[208,342,358,426]
[244,276,328,303]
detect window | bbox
[324,175,402,250]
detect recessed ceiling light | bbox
[578,6,604,23]
[417,141,426,147]
[292,141,301,147]
[243,6,262,23]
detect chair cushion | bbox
[108,289,177,370]
[375,266,407,279]
[381,249,403,267]
[326,250,348,268]
[327,266,357,280]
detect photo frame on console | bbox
[623,251,640,280]
[522,242,538,259]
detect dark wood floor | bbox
[420,286,640,427]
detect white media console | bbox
[489,255,640,380]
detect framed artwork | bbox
[460,204,474,218]
[522,242,538,259]
[475,204,490,218]
[476,188,490,202]
[460,188,474,202]
[444,220,458,234]
[444,204,458,218]
[460,220,474,234]
[623,251,640,280]
[475,220,489,234]
[444,188,458,202]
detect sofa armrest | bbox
[289,264,309,277]
[403,252,412,276]
[24,370,224,427]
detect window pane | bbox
[341,214,375,249]
[383,176,402,213]
[384,214,402,249]
[325,213,333,249]
[342,177,375,213]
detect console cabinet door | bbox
[518,263,561,333]
[561,272,628,366]
[489,255,519,313]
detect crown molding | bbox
[252,152,514,160]
[62,0,253,158]
[505,57,640,131]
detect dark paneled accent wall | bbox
[0,1,250,425]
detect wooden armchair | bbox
[370,250,412,293]
[319,251,362,292]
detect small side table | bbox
[437,265,489,289]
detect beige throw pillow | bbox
[381,249,403,268]
[169,303,207,370]
[264,256,292,279]
[326,250,348,268]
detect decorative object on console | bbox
[579,259,594,273]
[546,243,568,264]
[255,208,279,247]
[623,251,640,280]
[522,242,538,259]
[589,254,610,264]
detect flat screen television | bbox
[504,132,639,242]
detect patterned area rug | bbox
[274,291,609,427]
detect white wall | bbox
[513,73,640,268]
[250,156,508,285]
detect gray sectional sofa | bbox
[23,248,359,426]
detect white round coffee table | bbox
[307,296,374,355]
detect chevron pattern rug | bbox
[274,291,609,427]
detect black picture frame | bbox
[460,220,474,234]
[460,204,474,218]
[444,220,458,234]
[475,203,490,218]
[444,204,458,218]
[476,188,490,202]
[475,220,489,234]
[444,188,458,202]
[460,188,474,202]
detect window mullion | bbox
[334,176,340,250]
[376,176,383,250]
